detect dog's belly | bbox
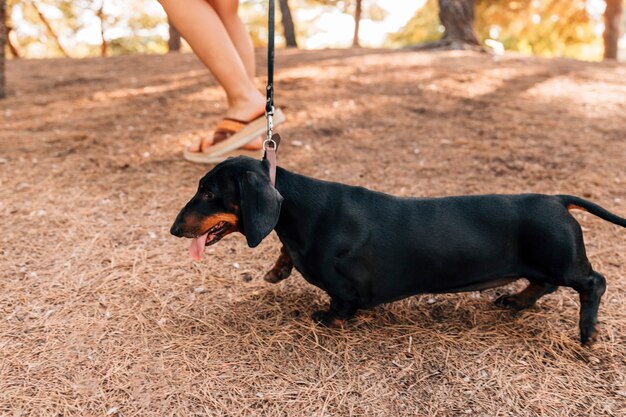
[365,270,521,308]
[357,276,520,309]
[432,277,518,293]
[281,231,524,309]
[357,241,523,307]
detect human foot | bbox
[188,96,266,153]
[182,108,285,164]
[187,114,264,153]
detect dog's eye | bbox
[203,191,215,200]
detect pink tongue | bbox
[189,232,209,261]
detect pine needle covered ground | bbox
[1,49,625,416]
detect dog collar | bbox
[264,133,281,187]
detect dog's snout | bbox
[170,221,184,237]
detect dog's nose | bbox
[170,222,184,237]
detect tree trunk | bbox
[603,0,623,60]
[408,0,481,51]
[352,0,362,48]
[1,0,6,99]
[279,0,297,48]
[437,0,480,48]
[168,18,181,52]
[97,2,107,57]
[30,0,70,57]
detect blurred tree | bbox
[106,2,166,55]
[365,2,386,21]
[9,0,168,57]
[1,0,5,98]
[168,18,181,52]
[393,0,480,50]
[390,0,482,49]
[6,24,19,58]
[10,0,84,57]
[279,0,297,47]
[28,0,70,56]
[395,0,604,60]
[604,0,623,59]
[478,0,600,59]
[353,0,361,47]
[388,0,440,46]
[4,0,18,57]
[303,0,387,47]
[438,0,480,48]
[96,0,106,56]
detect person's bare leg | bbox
[159,0,264,151]
[208,0,256,80]
[207,0,263,150]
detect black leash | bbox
[265,0,275,118]
[264,0,280,186]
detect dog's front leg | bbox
[312,297,358,328]
[264,246,293,283]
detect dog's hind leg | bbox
[574,270,606,346]
[495,281,558,311]
[264,246,293,283]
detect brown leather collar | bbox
[264,133,281,186]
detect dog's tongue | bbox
[189,232,209,261]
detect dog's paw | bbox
[263,265,291,283]
[311,310,345,328]
[580,328,599,347]
[311,310,331,325]
[494,294,526,311]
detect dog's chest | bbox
[278,238,328,291]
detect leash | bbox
[263,0,280,186]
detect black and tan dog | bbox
[171,156,625,345]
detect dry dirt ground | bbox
[1,49,625,416]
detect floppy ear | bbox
[238,171,283,248]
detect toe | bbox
[495,295,522,310]
[264,271,281,283]
[187,137,213,153]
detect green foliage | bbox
[9,0,168,58]
[388,0,441,46]
[240,0,270,47]
[365,3,387,22]
[107,34,167,55]
[392,0,606,61]
[477,0,601,59]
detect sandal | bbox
[183,108,285,164]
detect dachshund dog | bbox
[171,156,625,345]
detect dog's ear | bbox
[238,170,283,248]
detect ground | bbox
[0,49,625,417]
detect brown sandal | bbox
[183,108,285,164]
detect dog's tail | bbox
[557,195,626,228]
